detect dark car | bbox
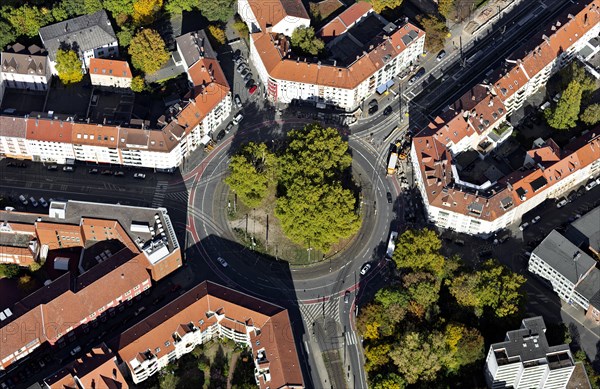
[241,68,249,77]
[245,78,255,88]
[114,171,125,177]
[386,192,392,203]
[243,72,252,82]
[368,99,378,108]
[383,106,393,116]
[101,170,113,175]
[88,168,99,174]
[408,68,425,85]
[368,105,378,115]
[216,130,226,141]
[225,122,234,133]
[47,165,58,171]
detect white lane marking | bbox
[304,340,310,355]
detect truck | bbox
[387,151,399,175]
[386,231,398,259]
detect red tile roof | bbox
[89,58,132,79]
[27,118,73,143]
[319,1,373,40]
[247,0,310,31]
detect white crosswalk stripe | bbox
[165,191,189,204]
[299,298,340,324]
[345,331,357,346]
[151,181,170,207]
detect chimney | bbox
[64,23,69,32]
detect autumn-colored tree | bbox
[364,343,392,372]
[131,75,145,92]
[367,0,403,13]
[133,0,163,24]
[208,25,226,46]
[417,14,449,53]
[56,49,83,84]
[128,29,170,74]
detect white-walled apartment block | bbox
[244,1,424,111]
[484,317,581,389]
[411,0,600,237]
[1,43,51,91]
[89,58,132,89]
[39,10,118,74]
[0,30,231,171]
[116,281,304,389]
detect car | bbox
[519,222,529,231]
[101,169,113,175]
[236,63,246,72]
[596,177,600,185]
[88,168,98,174]
[241,68,249,77]
[47,165,58,171]
[39,197,48,208]
[585,179,598,191]
[368,99,378,108]
[114,171,125,177]
[62,166,74,172]
[18,162,26,168]
[234,56,244,65]
[38,359,45,368]
[234,94,242,108]
[233,113,244,125]
[134,306,146,316]
[368,104,378,115]
[248,85,258,95]
[531,215,541,224]
[556,198,568,208]
[436,50,447,61]
[386,192,392,204]
[243,72,252,82]
[245,78,255,88]
[408,68,426,85]
[360,263,371,276]
[6,162,17,167]
[133,173,146,179]
[225,122,234,133]
[18,195,28,205]
[29,197,39,207]
[70,346,81,356]
[233,49,241,59]
[344,290,351,304]
[383,106,393,116]
[216,256,228,267]
[216,130,226,141]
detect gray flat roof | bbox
[574,267,600,303]
[566,206,600,253]
[532,230,596,284]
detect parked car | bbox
[133,173,146,179]
[134,306,146,316]
[245,78,255,88]
[216,130,226,141]
[234,94,242,108]
[344,290,351,304]
[88,168,99,174]
[556,198,568,208]
[248,85,258,95]
[368,99,378,108]
[408,68,425,85]
[39,197,48,208]
[225,122,234,133]
[383,106,393,116]
[436,50,447,61]
[368,104,378,115]
[70,346,81,356]
[585,179,598,191]
[360,263,371,276]
[114,171,125,177]
[47,165,58,171]
[18,195,28,205]
[216,256,228,267]
[386,192,393,203]
[519,222,530,231]
[236,63,246,72]
[29,197,39,207]
[101,170,113,175]
[531,215,541,224]
[241,68,249,77]
[233,113,244,125]
[62,166,74,172]
[243,72,252,82]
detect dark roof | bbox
[574,267,600,303]
[531,175,548,192]
[39,10,117,61]
[566,206,600,253]
[532,230,596,284]
[1,52,48,76]
[491,317,572,364]
[175,30,216,68]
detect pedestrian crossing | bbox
[299,297,340,324]
[151,181,169,207]
[345,331,358,346]
[165,191,189,204]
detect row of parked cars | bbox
[18,195,49,207]
[47,165,146,178]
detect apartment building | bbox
[484,317,580,388]
[528,211,600,324]
[0,116,29,159]
[0,43,50,91]
[0,200,182,371]
[238,0,311,36]
[111,281,304,389]
[89,58,133,89]
[412,0,600,236]
[39,10,118,74]
[246,1,424,111]
[44,344,128,388]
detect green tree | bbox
[17,274,36,293]
[402,272,441,318]
[29,262,43,272]
[208,25,226,46]
[392,229,446,277]
[443,323,484,373]
[364,343,392,372]
[438,0,455,19]
[449,259,525,317]
[562,62,596,92]
[117,26,134,47]
[4,5,53,37]
[51,4,69,22]
[131,75,145,92]
[0,264,20,278]
[417,14,449,53]
[128,29,170,74]
[390,331,446,384]
[164,0,198,13]
[56,49,83,84]
[225,142,276,208]
[290,26,324,56]
[574,350,600,388]
[103,0,135,16]
[197,0,235,22]
[545,80,583,130]
[371,373,406,389]
[368,0,403,13]
[159,369,179,389]
[233,19,249,40]
[357,303,384,341]
[580,103,600,125]
[0,21,16,51]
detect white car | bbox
[133,173,146,179]
[360,263,371,276]
[29,197,39,207]
[216,257,228,268]
[585,180,598,191]
[556,199,568,208]
[18,195,28,205]
[39,197,48,207]
[233,113,244,125]
[519,222,529,231]
[531,216,541,224]
[70,346,81,356]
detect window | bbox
[165,341,170,347]
[155,347,161,353]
